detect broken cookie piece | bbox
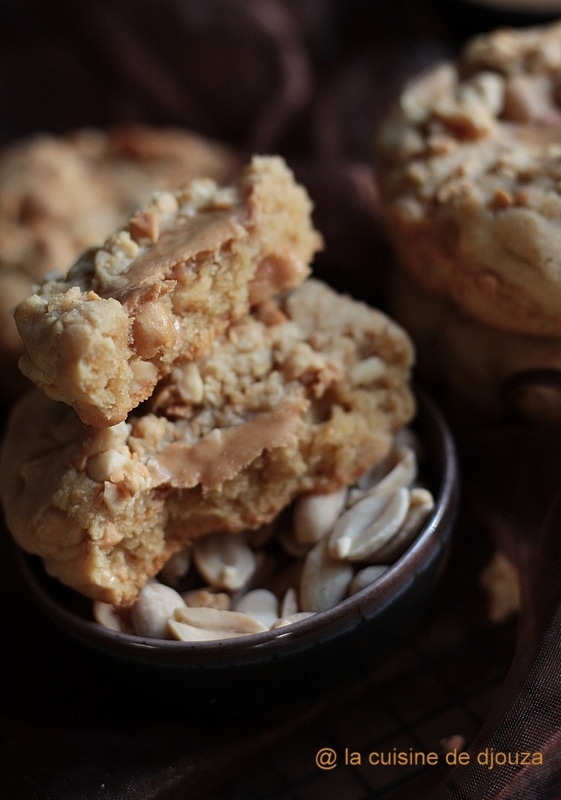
[0,279,415,606]
[15,155,322,427]
[0,124,240,398]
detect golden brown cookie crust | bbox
[0,280,415,606]
[15,156,322,427]
[0,124,240,397]
[376,20,561,338]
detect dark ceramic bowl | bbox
[16,386,458,719]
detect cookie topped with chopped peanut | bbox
[376,20,561,339]
[0,124,240,397]
[0,279,415,606]
[14,155,322,427]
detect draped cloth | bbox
[420,414,561,799]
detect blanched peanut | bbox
[159,548,191,586]
[131,582,186,639]
[172,605,268,637]
[348,565,390,595]
[234,589,279,628]
[293,488,347,544]
[183,588,231,610]
[168,621,242,641]
[373,487,434,562]
[329,487,410,561]
[280,586,299,618]
[93,600,125,632]
[300,538,354,613]
[193,531,256,591]
[348,446,416,506]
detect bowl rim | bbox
[16,385,459,668]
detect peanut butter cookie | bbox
[0,279,415,605]
[377,20,561,339]
[15,156,322,427]
[0,124,240,397]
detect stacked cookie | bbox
[376,20,561,419]
[0,156,416,606]
[0,124,240,397]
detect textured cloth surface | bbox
[426,417,561,799]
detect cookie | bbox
[15,155,322,427]
[376,20,561,339]
[0,124,240,397]
[0,279,415,605]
